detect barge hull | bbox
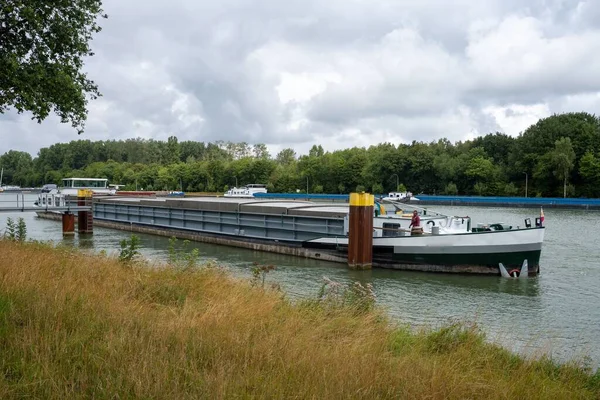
[35,196,544,275]
[35,212,348,265]
[36,211,540,275]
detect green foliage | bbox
[473,182,487,196]
[118,235,141,264]
[4,217,26,242]
[551,137,577,197]
[3,112,600,197]
[503,182,519,196]
[444,182,458,195]
[275,148,296,165]
[466,155,495,182]
[579,152,600,197]
[167,237,200,270]
[0,0,107,133]
[471,132,515,166]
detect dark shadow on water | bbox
[363,269,541,297]
[78,234,95,249]
[495,277,540,297]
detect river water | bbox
[1,193,599,367]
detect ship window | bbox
[382,223,401,237]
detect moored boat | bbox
[34,178,115,208]
[224,184,268,198]
[68,195,545,276]
[382,191,419,201]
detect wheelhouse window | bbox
[382,222,402,237]
[62,179,108,189]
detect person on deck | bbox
[409,210,423,235]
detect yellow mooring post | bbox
[347,192,374,270]
[77,189,94,234]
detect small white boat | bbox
[224,184,268,198]
[382,191,419,201]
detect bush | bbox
[118,234,141,264]
[372,183,384,195]
[504,182,519,196]
[4,217,27,242]
[474,182,487,196]
[250,262,276,288]
[167,237,200,270]
[444,182,458,195]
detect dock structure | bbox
[347,192,374,270]
[0,192,94,236]
[77,190,94,234]
[62,213,75,235]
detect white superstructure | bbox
[224,184,268,198]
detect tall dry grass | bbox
[0,240,598,399]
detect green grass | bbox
[0,240,598,399]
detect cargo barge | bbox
[37,194,544,275]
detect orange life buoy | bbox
[508,269,520,277]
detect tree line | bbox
[2,112,600,198]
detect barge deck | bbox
[35,195,544,275]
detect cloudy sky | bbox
[2,0,600,157]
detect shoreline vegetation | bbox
[0,239,599,398]
[2,112,600,199]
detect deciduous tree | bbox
[0,0,107,133]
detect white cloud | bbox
[2,0,600,157]
[483,104,551,136]
[465,15,600,99]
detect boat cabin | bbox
[58,178,115,196]
[62,178,109,189]
[224,184,268,198]
[385,191,413,200]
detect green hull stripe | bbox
[390,250,541,268]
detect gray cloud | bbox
[2,0,600,158]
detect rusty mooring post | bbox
[77,189,94,234]
[62,213,75,235]
[347,192,374,270]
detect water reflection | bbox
[78,233,95,249]
[496,278,540,297]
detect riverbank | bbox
[0,240,598,399]
[414,195,600,210]
[251,193,600,210]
